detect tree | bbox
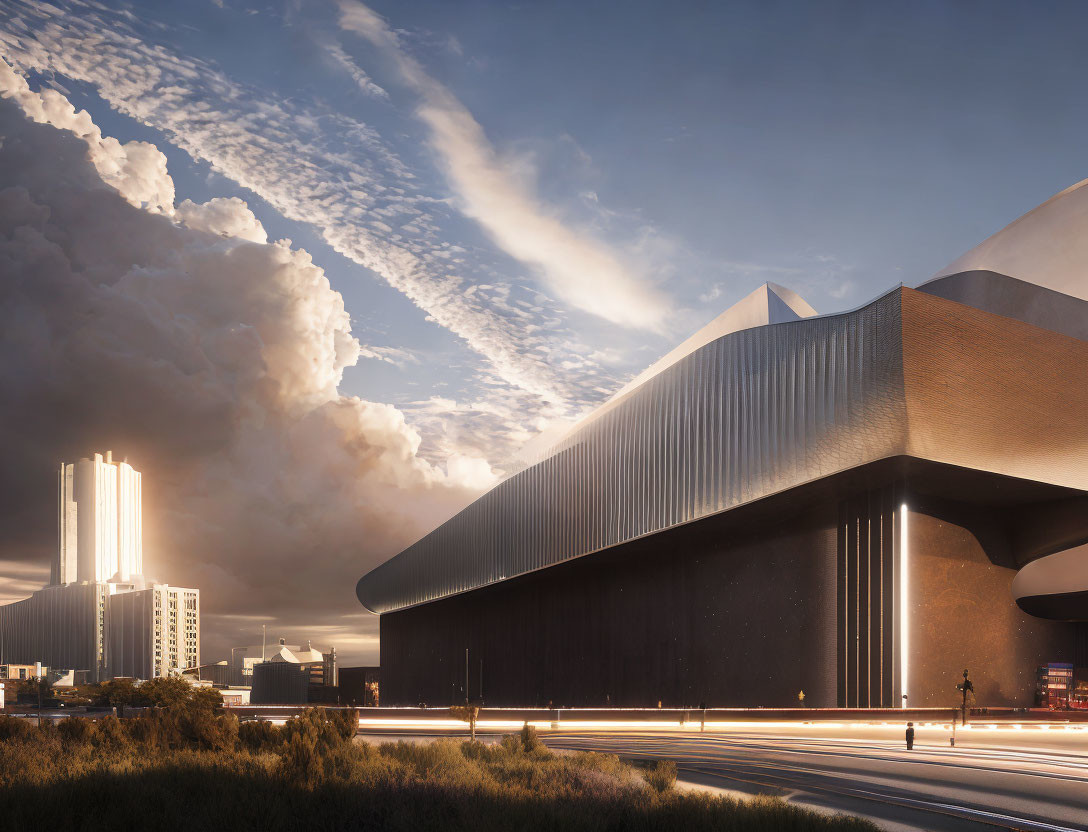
[450,704,479,740]
[18,675,53,700]
[93,678,139,714]
[188,685,224,714]
[138,676,193,709]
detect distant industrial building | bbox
[248,638,339,704]
[229,639,337,688]
[360,184,1088,709]
[0,663,43,681]
[0,452,200,681]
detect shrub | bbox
[0,716,35,741]
[520,722,540,753]
[139,677,193,709]
[277,730,318,788]
[57,717,97,745]
[94,715,130,750]
[645,758,677,792]
[127,709,176,749]
[188,685,224,714]
[239,719,282,753]
[177,709,238,751]
[282,709,354,752]
[499,734,521,755]
[328,708,357,742]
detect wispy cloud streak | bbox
[337,0,671,332]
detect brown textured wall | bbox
[902,288,1088,494]
[907,510,1073,707]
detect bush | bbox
[57,717,97,745]
[277,731,318,788]
[0,716,35,741]
[239,719,281,753]
[177,708,238,751]
[94,715,130,750]
[645,759,677,792]
[519,722,540,753]
[281,709,354,752]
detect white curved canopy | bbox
[929,179,1088,301]
[1011,544,1088,600]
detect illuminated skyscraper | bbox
[54,451,142,585]
[1,452,199,681]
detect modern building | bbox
[228,639,337,688]
[247,638,339,704]
[0,452,200,681]
[183,661,233,686]
[359,181,1088,709]
[56,451,142,584]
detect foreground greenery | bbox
[0,708,876,832]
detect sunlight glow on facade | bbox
[0,451,198,681]
[57,450,142,584]
[899,503,909,709]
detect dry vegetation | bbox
[0,708,877,832]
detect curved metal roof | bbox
[359,287,910,613]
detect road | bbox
[540,724,1088,832]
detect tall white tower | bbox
[54,451,143,585]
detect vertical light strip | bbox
[899,503,909,708]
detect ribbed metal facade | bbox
[359,289,908,613]
[0,582,200,681]
[0,583,105,679]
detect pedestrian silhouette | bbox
[905,722,915,750]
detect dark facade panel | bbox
[837,487,899,708]
[380,502,841,708]
[251,662,309,705]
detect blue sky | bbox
[5,0,1087,473]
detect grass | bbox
[0,712,878,831]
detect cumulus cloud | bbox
[337,0,670,332]
[0,66,484,663]
[0,0,629,419]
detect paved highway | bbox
[540,723,1088,832]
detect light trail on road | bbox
[541,725,1088,832]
